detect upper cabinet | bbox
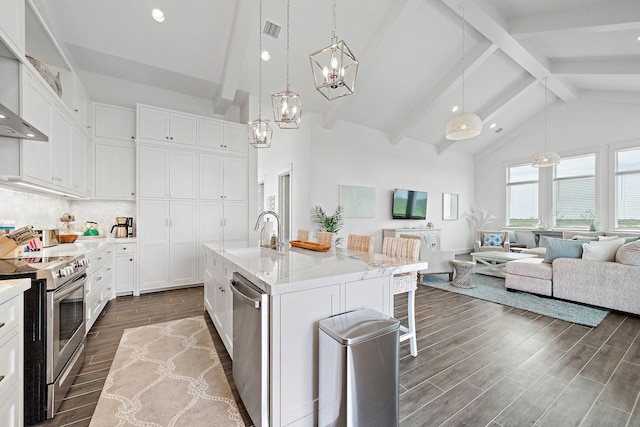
[0,0,25,56]
[198,118,247,155]
[94,103,136,142]
[137,105,197,146]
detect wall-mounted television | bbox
[392,189,428,220]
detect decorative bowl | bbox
[59,234,78,244]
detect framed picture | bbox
[339,185,376,218]
[442,193,459,220]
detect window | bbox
[506,164,538,227]
[615,147,640,229]
[554,154,595,227]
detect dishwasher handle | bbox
[230,276,263,309]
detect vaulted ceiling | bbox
[31,0,640,155]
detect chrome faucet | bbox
[254,211,283,248]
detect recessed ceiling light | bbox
[0,114,7,119]
[637,35,640,41]
[261,51,271,61]
[451,105,459,112]
[490,123,497,129]
[26,133,35,138]
[151,9,165,23]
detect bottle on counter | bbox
[270,234,277,248]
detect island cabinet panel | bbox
[272,284,342,427]
[344,276,391,313]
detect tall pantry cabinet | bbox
[136,104,250,293]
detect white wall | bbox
[474,98,640,231]
[257,106,476,253]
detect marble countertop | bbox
[0,278,31,305]
[21,237,136,258]
[204,242,429,295]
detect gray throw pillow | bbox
[616,240,640,266]
[543,238,587,264]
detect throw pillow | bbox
[582,238,626,262]
[543,238,587,264]
[571,235,598,242]
[624,236,640,244]
[483,233,503,247]
[597,235,620,241]
[616,240,640,266]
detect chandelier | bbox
[247,0,272,148]
[309,0,358,101]
[532,77,560,167]
[271,0,302,129]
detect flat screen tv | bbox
[392,189,427,219]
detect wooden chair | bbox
[316,231,334,247]
[347,234,374,253]
[297,229,310,241]
[382,236,420,357]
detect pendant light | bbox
[271,0,302,129]
[532,77,560,167]
[309,0,358,101]
[247,0,273,148]
[445,4,482,141]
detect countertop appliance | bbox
[230,272,269,427]
[111,217,133,238]
[0,253,90,425]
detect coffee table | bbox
[470,251,538,278]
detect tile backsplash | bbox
[0,187,136,237]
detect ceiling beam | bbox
[440,0,578,103]
[389,41,497,145]
[551,58,640,76]
[510,0,640,39]
[214,0,252,115]
[321,0,423,129]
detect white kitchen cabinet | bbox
[0,0,25,56]
[138,199,197,292]
[93,103,136,142]
[0,282,26,427]
[198,118,247,155]
[70,75,91,129]
[70,124,90,194]
[137,105,197,146]
[198,153,247,201]
[94,143,135,200]
[138,145,196,199]
[203,249,233,357]
[115,243,135,296]
[51,108,72,188]
[22,69,53,185]
[85,244,114,331]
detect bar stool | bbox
[382,236,421,357]
[347,234,374,253]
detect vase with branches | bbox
[463,206,496,236]
[310,205,344,247]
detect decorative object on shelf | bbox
[532,77,560,167]
[445,4,482,141]
[309,0,358,101]
[247,0,273,148]
[26,55,63,97]
[442,193,459,220]
[310,205,344,247]
[339,185,375,218]
[271,0,302,129]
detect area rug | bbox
[422,274,610,327]
[89,316,244,427]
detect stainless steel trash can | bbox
[318,308,400,427]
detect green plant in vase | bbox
[581,209,602,231]
[310,205,344,247]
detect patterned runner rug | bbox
[89,316,244,427]
[422,273,610,327]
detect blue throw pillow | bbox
[507,230,517,243]
[543,238,587,263]
[483,233,503,246]
[624,236,640,244]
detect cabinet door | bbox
[138,106,169,142]
[197,201,224,280]
[138,145,169,198]
[169,112,197,145]
[223,157,247,201]
[116,255,135,295]
[94,143,135,199]
[0,0,25,54]
[22,72,52,183]
[70,77,88,128]
[223,122,247,154]
[169,150,197,199]
[138,200,170,290]
[197,117,223,150]
[51,108,72,188]
[70,125,87,194]
[94,103,136,141]
[198,153,223,200]
[169,201,197,285]
[223,202,248,242]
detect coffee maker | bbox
[111,217,133,238]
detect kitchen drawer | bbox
[0,331,21,403]
[0,295,22,344]
[89,245,115,270]
[116,243,134,254]
[0,384,20,427]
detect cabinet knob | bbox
[170,137,173,140]
[129,258,133,261]
[166,136,169,139]
[131,136,135,139]
[74,109,78,112]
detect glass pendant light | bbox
[271,0,302,129]
[247,0,273,148]
[309,0,358,101]
[532,77,560,167]
[445,4,482,141]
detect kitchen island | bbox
[202,243,428,427]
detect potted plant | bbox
[581,209,603,231]
[310,205,344,247]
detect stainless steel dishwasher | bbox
[230,272,269,427]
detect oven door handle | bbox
[53,274,87,302]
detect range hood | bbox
[0,101,48,142]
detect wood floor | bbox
[34,283,640,427]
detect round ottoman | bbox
[450,260,475,288]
